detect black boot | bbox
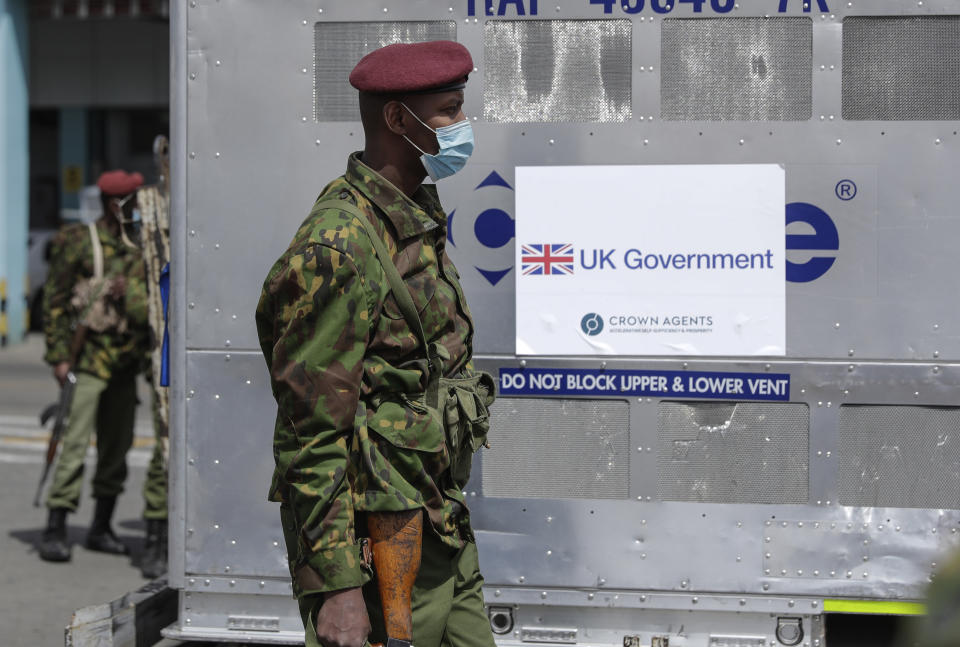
[140,519,168,579]
[39,508,71,562]
[85,497,130,555]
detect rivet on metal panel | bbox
[816,450,822,457]
[546,550,552,556]
[819,115,825,121]
[301,117,308,123]
[765,520,771,526]
[231,539,237,545]
[588,592,594,600]
[273,541,279,547]
[225,340,231,347]
[765,552,771,559]
[643,139,649,146]
[185,618,191,624]
[836,139,842,145]
[682,362,688,370]
[224,355,231,363]
[540,591,548,599]
[520,360,527,368]
[214,459,220,465]
[318,8,323,13]
[214,394,220,400]
[829,115,835,121]
[188,527,194,534]
[934,323,940,330]
[189,0,195,6]
[692,596,699,604]
[215,60,221,67]
[740,598,746,605]
[640,594,647,602]
[817,401,822,407]
[813,570,819,576]
[190,73,197,80]
[649,67,655,72]
[932,528,938,534]
[816,500,822,505]
[246,379,252,385]
[641,553,647,560]
[800,388,806,394]
[301,68,308,74]
[599,578,607,586]
[214,523,220,529]
[830,571,836,577]
[680,579,688,588]
[847,364,854,372]
[781,521,788,527]
[765,363,771,371]
[820,65,826,71]
[302,19,308,25]
[915,391,920,398]
[637,496,643,501]
[827,402,832,408]
[847,350,854,358]
[763,583,770,591]
[214,243,220,250]
[260,581,266,588]
[830,65,836,70]
[739,139,745,146]
[204,579,210,586]
[189,578,196,585]
[556,5,561,11]
[229,580,236,587]
[548,139,555,145]
[474,18,478,23]
[826,500,831,505]
[789,599,795,607]
[932,562,937,569]
[781,569,787,575]
[639,66,645,72]
[188,389,196,398]
[933,351,940,358]
[765,537,771,543]
[933,366,940,374]
[834,322,840,329]
[518,576,525,583]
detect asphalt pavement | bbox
[0,334,156,647]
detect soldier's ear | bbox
[383,101,408,136]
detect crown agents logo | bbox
[581,313,604,336]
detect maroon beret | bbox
[97,170,144,196]
[349,40,473,94]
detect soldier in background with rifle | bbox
[257,41,496,647]
[37,170,152,563]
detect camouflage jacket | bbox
[256,153,478,597]
[43,218,149,380]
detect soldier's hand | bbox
[53,362,71,387]
[316,587,371,647]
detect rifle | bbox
[368,510,423,647]
[33,323,88,507]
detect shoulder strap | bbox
[318,199,428,349]
[87,222,104,280]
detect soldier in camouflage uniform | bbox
[256,42,497,647]
[39,170,152,562]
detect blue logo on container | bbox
[581,313,604,336]
[786,202,839,283]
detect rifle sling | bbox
[316,199,441,409]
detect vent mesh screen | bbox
[483,20,632,123]
[482,398,629,499]
[842,16,960,121]
[314,22,457,122]
[839,406,960,509]
[661,18,812,121]
[657,401,809,504]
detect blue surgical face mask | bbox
[401,103,474,181]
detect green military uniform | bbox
[43,218,150,511]
[900,550,960,647]
[257,153,496,647]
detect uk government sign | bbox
[515,165,786,356]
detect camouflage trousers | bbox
[142,388,167,520]
[290,523,496,647]
[46,372,137,511]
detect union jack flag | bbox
[521,244,575,276]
